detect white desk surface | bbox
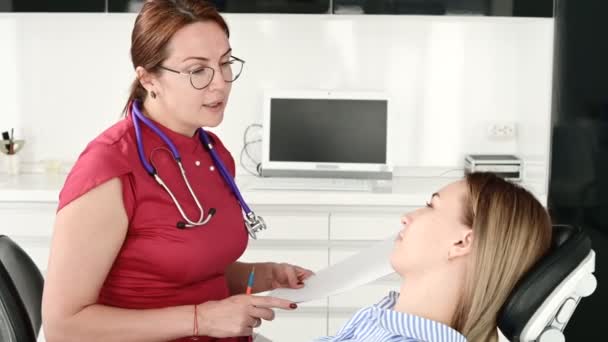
[0,173,546,207]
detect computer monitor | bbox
[260,90,393,179]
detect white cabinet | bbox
[0,202,56,237]
[254,212,329,240]
[257,308,328,342]
[240,244,328,274]
[0,194,416,342]
[330,212,408,241]
[0,202,56,273]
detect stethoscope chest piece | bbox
[245,213,267,240]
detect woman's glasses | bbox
[158,56,245,90]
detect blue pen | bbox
[246,267,255,342]
[246,266,255,295]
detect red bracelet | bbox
[192,304,199,339]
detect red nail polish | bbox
[289,303,297,309]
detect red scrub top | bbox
[58,115,249,342]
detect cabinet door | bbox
[108,0,330,13]
[253,212,329,241]
[0,0,105,12]
[0,202,57,273]
[0,202,56,237]
[255,308,328,342]
[330,212,408,241]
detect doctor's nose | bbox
[208,68,229,92]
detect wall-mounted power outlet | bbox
[487,122,517,139]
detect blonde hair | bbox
[452,172,552,342]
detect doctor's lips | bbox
[202,100,224,109]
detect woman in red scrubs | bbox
[41,1,312,341]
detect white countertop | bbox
[0,173,547,207]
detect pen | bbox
[246,266,255,295]
[246,266,255,342]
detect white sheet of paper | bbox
[268,234,398,303]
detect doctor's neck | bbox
[393,265,466,329]
[142,98,199,137]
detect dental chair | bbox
[498,225,597,342]
[0,235,44,342]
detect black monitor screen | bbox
[269,98,387,164]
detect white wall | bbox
[0,17,19,134]
[0,13,554,188]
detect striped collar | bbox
[370,291,467,342]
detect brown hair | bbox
[123,0,229,114]
[452,172,552,342]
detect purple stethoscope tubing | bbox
[130,100,265,238]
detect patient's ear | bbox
[448,229,474,260]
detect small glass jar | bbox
[5,153,20,175]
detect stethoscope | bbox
[130,99,266,239]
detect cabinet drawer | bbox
[10,236,50,272]
[256,310,327,342]
[254,213,328,240]
[329,244,395,265]
[330,212,409,240]
[0,203,57,237]
[240,246,328,272]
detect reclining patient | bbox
[314,172,552,342]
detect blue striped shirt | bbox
[314,291,467,342]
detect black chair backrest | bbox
[498,225,592,341]
[0,235,45,342]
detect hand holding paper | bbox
[268,234,397,303]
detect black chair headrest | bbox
[0,235,44,341]
[497,225,592,341]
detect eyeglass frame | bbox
[157,56,245,90]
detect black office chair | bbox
[0,235,44,342]
[498,225,597,342]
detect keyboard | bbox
[248,177,372,192]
